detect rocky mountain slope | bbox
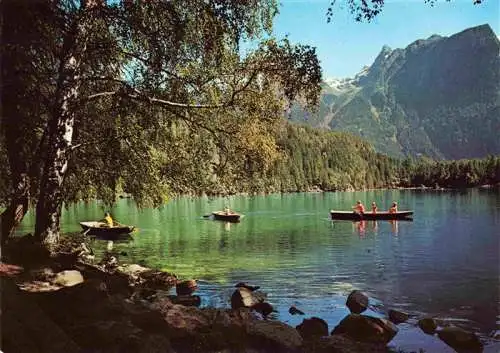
[289,24,500,159]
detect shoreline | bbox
[151,183,500,200]
[2,235,496,353]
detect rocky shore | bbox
[0,234,488,353]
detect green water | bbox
[15,189,500,351]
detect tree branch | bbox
[82,66,265,109]
[86,91,118,100]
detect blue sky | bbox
[271,0,499,79]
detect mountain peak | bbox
[455,23,495,36]
[449,24,499,46]
[290,24,500,160]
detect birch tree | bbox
[0,0,321,251]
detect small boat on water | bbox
[212,211,242,223]
[80,221,135,235]
[330,210,413,221]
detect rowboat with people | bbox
[79,221,135,235]
[330,210,413,221]
[211,211,242,223]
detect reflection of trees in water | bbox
[219,230,228,251]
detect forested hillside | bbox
[171,122,500,196]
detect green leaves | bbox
[1,0,324,214]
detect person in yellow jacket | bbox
[104,212,114,227]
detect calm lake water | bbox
[17,189,500,352]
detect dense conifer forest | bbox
[201,123,500,195]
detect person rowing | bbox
[103,212,114,227]
[388,201,398,214]
[352,200,365,214]
[102,212,123,228]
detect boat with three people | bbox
[330,210,413,221]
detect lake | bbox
[16,189,500,352]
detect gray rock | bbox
[117,264,150,279]
[331,314,398,344]
[346,290,369,314]
[53,270,84,287]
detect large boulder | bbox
[157,304,211,339]
[247,320,303,352]
[418,317,438,335]
[346,290,369,314]
[204,307,257,350]
[331,314,398,344]
[151,301,257,351]
[437,326,483,352]
[296,317,328,340]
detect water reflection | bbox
[350,219,398,236]
[390,220,399,235]
[351,220,379,236]
[352,220,367,236]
